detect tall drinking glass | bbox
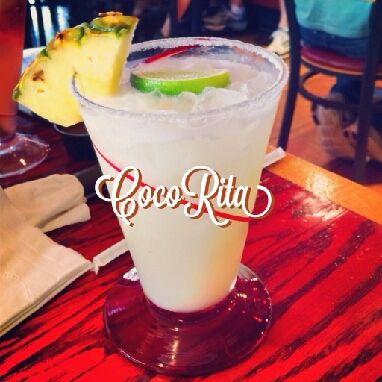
[73,37,287,376]
[0,0,49,178]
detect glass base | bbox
[104,264,272,376]
[0,133,49,178]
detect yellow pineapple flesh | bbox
[14,12,138,127]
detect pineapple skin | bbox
[14,13,138,127]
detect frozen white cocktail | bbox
[75,38,286,313]
[14,16,288,374]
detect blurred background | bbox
[21,0,382,189]
[25,0,281,48]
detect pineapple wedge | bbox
[14,12,138,127]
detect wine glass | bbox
[0,0,49,178]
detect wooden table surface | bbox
[1,114,381,382]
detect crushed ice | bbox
[96,56,274,114]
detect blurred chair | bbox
[278,0,382,182]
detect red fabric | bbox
[302,45,382,75]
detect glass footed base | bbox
[104,264,272,376]
[0,133,49,178]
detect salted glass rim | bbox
[71,37,288,122]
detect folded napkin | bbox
[5,174,90,232]
[0,187,92,337]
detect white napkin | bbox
[0,187,92,337]
[5,174,90,232]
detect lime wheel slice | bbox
[131,68,230,95]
